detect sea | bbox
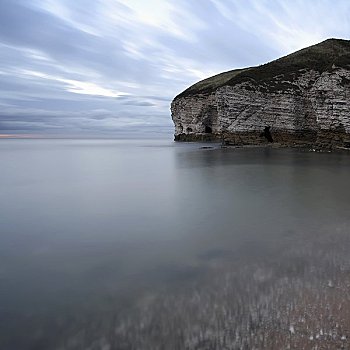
[1,139,350,349]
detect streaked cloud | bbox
[0,0,349,137]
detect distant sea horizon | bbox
[0,133,174,140]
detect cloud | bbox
[19,69,129,98]
[0,0,350,136]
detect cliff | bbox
[171,38,350,149]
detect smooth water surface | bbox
[1,139,350,349]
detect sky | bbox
[0,0,349,138]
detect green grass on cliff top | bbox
[175,68,250,98]
[175,38,350,99]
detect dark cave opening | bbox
[261,126,273,142]
[205,126,212,134]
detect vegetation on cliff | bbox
[175,38,350,99]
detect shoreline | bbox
[192,141,350,154]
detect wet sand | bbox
[109,224,350,350]
[8,223,349,350]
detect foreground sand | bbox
[106,224,350,349]
[4,223,350,349]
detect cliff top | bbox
[175,38,350,99]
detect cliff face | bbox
[171,39,350,149]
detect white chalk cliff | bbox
[171,39,350,149]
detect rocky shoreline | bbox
[35,223,350,350]
[175,133,350,154]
